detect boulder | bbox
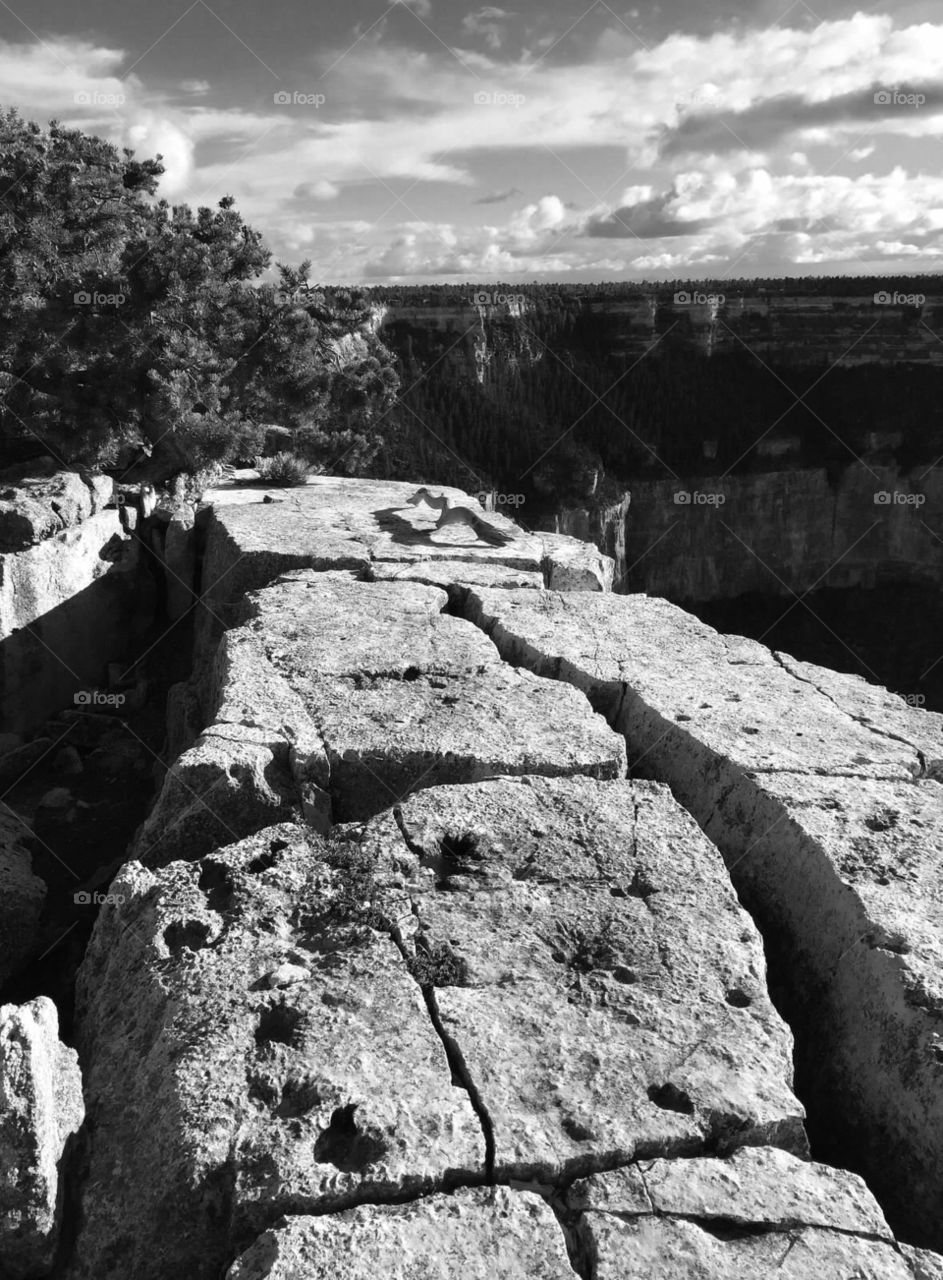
[0,997,84,1279]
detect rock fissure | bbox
[771,650,932,777]
[461,584,943,1250]
[15,474,942,1278]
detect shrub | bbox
[255,451,313,486]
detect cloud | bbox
[473,187,523,203]
[462,7,512,50]
[4,12,943,280]
[391,0,432,16]
[294,178,341,201]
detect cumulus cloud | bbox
[4,10,943,280]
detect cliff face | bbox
[378,299,544,385]
[380,293,943,370]
[557,463,943,600]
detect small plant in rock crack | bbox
[315,842,392,930]
[407,938,469,988]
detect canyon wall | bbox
[557,462,943,600]
[378,292,943,377]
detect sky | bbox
[2,0,943,283]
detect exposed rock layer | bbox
[464,585,943,1244]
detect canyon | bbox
[375,291,943,711]
[1,466,942,1277]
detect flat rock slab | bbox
[226,1187,576,1279]
[462,587,943,1244]
[198,479,545,647]
[573,1148,912,1279]
[352,774,805,1182]
[142,579,625,856]
[0,997,84,1279]
[367,560,545,590]
[237,577,500,678]
[465,590,932,781]
[70,823,485,1280]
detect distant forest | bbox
[364,276,943,306]
[356,282,943,511]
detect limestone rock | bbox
[367,559,544,590]
[460,586,943,1244]
[905,1245,943,1279]
[574,1148,913,1278]
[145,576,624,850]
[226,1187,576,1279]
[0,997,84,1279]
[129,723,311,865]
[465,590,927,781]
[538,531,614,591]
[0,508,140,735]
[196,477,546,657]
[353,775,806,1181]
[0,470,111,552]
[69,824,484,1280]
[0,810,45,988]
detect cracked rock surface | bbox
[226,1187,577,1279]
[138,575,625,860]
[571,1147,915,1279]
[68,822,484,1280]
[462,586,943,1244]
[71,774,810,1278]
